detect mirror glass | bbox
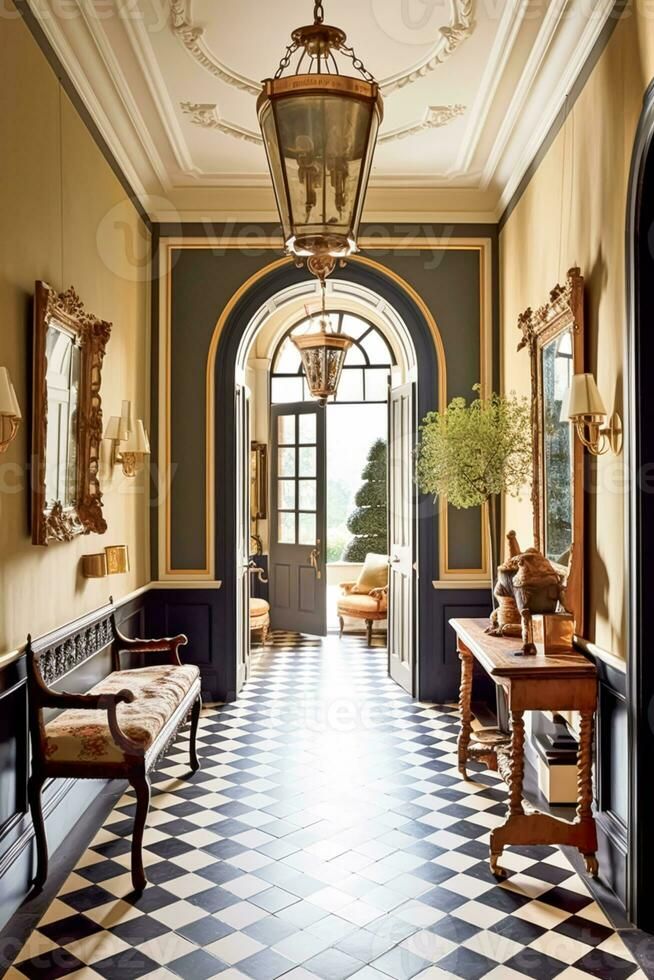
[44,323,81,510]
[541,330,573,564]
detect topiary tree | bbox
[343,439,388,562]
[416,386,532,599]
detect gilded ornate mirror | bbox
[32,281,111,545]
[517,268,584,629]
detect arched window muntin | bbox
[270,311,396,405]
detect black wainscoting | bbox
[0,594,146,932]
[145,588,229,700]
[425,590,494,705]
[593,658,629,913]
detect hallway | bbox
[9,635,641,979]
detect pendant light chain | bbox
[314,1,324,24]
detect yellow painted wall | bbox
[500,7,654,660]
[0,12,151,656]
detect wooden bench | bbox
[26,600,202,893]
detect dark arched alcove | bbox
[213,259,448,701]
[625,77,654,931]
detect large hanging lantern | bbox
[257,0,383,277]
[292,286,353,405]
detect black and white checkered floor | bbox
[8,632,643,979]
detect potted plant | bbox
[416,386,532,600]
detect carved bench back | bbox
[27,600,118,720]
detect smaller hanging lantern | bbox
[292,277,352,405]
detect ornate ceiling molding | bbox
[180,102,263,144]
[181,101,466,148]
[379,105,466,143]
[169,0,475,97]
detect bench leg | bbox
[28,773,48,890]
[189,695,202,773]
[366,620,373,646]
[128,771,150,892]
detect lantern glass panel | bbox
[260,102,292,240]
[273,94,376,242]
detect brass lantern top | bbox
[258,1,383,270]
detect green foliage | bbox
[416,387,532,509]
[343,439,388,562]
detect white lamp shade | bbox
[104,415,130,441]
[567,373,607,420]
[0,368,21,419]
[122,419,150,454]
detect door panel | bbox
[388,382,416,695]
[270,403,327,635]
[235,385,251,694]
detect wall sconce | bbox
[0,367,21,453]
[566,373,622,456]
[82,545,130,579]
[104,400,151,477]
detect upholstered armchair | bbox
[337,581,388,646]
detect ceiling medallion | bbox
[257,0,384,285]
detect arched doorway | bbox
[211,258,443,703]
[626,79,654,932]
[235,280,419,695]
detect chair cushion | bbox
[44,664,199,765]
[353,554,388,593]
[338,594,387,618]
[250,598,270,618]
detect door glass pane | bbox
[299,447,316,477]
[279,512,296,544]
[299,414,316,444]
[278,415,296,445]
[278,448,295,477]
[299,512,316,545]
[272,377,303,403]
[299,480,316,510]
[279,480,296,510]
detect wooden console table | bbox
[450,618,598,878]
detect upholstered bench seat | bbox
[44,663,199,765]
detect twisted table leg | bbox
[509,710,526,817]
[577,709,599,876]
[458,645,474,779]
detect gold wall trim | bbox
[159,238,493,583]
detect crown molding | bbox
[491,0,617,215]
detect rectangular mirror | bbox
[517,268,584,631]
[32,282,111,546]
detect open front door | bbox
[388,382,416,695]
[270,402,327,635]
[235,384,251,694]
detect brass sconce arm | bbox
[572,413,623,457]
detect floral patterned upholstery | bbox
[44,664,199,765]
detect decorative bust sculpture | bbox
[487,531,572,654]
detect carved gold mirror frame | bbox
[32,281,111,546]
[517,267,584,633]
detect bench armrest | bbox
[113,629,188,667]
[37,687,146,757]
[339,582,358,595]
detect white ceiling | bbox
[30,0,615,221]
